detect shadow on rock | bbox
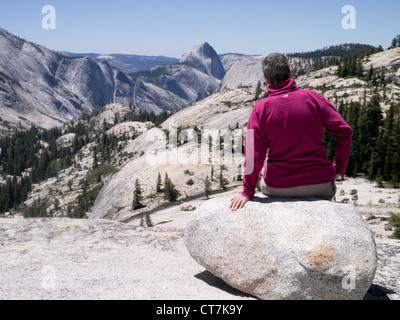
[364,284,396,300]
[194,271,256,299]
[252,195,329,204]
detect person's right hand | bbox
[229,194,250,212]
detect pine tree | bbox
[145,213,154,227]
[391,173,399,189]
[132,179,144,210]
[236,164,243,181]
[255,81,262,100]
[156,172,162,193]
[391,37,398,49]
[376,168,384,188]
[210,166,214,181]
[382,105,396,181]
[346,102,361,176]
[356,58,364,78]
[92,146,98,169]
[358,94,384,178]
[349,55,357,76]
[204,175,212,199]
[219,168,229,190]
[163,174,180,201]
[164,173,169,192]
[392,105,400,185]
[366,65,374,82]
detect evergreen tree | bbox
[92,146,98,169]
[255,81,262,100]
[219,168,229,190]
[382,105,396,181]
[356,58,364,78]
[236,164,243,182]
[132,179,144,210]
[365,65,374,82]
[358,94,384,179]
[163,174,180,201]
[164,173,169,193]
[204,175,212,199]
[391,37,398,49]
[156,172,162,193]
[145,213,154,227]
[391,173,399,189]
[376,168,384,188]
[346,102,361,176]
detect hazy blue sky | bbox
[0,0,399,58]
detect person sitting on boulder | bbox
[230,53,353,211]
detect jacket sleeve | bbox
[241,105,268,199]
[316,94,353,175]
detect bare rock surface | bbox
[1,187,399,300]
[0,217,253,300]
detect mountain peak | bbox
[180,42,225,79]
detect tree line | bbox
[0,107,171,216]
[324,95,400,186]
[288,43,382,75]
[390,35,400,49]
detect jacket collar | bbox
[267,79,299,96]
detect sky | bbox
[0,0,399,58]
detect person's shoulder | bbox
[253,97,270,110]
[298,88,327,103]
[299,88,323,98]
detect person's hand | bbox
[229,194,250,212]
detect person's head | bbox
[262,53,292,86]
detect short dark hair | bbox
[262,53,291,85]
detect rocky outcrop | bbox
[0,28,224,129]
[0,28,117,129]
[130,42,225,114]
[0,205,399,300]
[131,63,221,114]
[185,195,378,300]
[180,42,226,79]
[0,217,250,300]
[220,55,326,90]
[221,56,265,90]
[219,53,250,73]
[64,52,179,73]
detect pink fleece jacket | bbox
[241,79,353,200]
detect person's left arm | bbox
[318,95,353,176]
